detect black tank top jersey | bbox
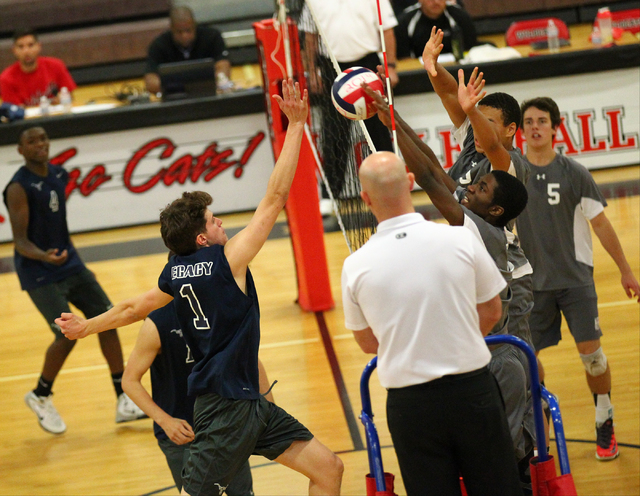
[158,245,261,400]
[148,303,195,441]
[2,164,84,290]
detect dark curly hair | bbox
[491,170,528,227]
[479,92,522,131]
[160,191,212,256]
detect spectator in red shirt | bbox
[0,28,76,107]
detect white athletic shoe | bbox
[116,393,148,423]
[24,391,67,434]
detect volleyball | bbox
[331,67,385,120]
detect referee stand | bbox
[359,335,578,496]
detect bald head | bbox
[359,152,415,222]
[170,6,197,48]
[170,6,195,25]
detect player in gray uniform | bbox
[420,29,534,352]
[518,97,640,461]
[365,84,535,491]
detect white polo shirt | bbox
[304,0,397,62]
[342,213,505,388]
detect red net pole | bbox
[254,18,334,312]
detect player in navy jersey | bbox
[518,96,640,461]
[123,301,275,494]
[2,126,146,435]
[56,79,343,496]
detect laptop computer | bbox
[158,58,217,101]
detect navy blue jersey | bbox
[158,245,261,400]
[148,302,195,441]
[2,164,84,290]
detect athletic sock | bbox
[33,375,53,397]
[594,392,613,427]
[112,372,124,397]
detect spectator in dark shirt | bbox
[395,0,477,59]
[144,6,231,95]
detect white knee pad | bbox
[580,347,608,376]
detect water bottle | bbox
[217,73,235,94]
[591,25,602,46]
[547,19,560,53]
[59,86,72,113]
[39,95,50,116]
[596,7,613,45]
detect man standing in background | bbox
[3,126,145,435]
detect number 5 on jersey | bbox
[547,183,560,205]
[180,284,210,329]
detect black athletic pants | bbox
[386,366,523,496]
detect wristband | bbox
[387,62,396,68]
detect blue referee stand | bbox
[359,335,577,495]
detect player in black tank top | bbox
[56,81,344,495]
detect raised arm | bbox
[224,79,307,286]
[5,182,68,265]
[123,318,195,445]
[56,286,173,340]
[590,211,640,302]
[423,28,467,128]
[363,83,464,225]
[457,68,512,172]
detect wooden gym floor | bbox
[0,166,638,496]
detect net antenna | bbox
[281,0,380,253]
[375,0,399,156]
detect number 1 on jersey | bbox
[179,284,210,330]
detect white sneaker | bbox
[116,393,148,423]
[24,391,67,434]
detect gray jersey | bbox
[462,206,511,336]
[516,154,607,291]
[450,118,531,187]
[451,118,532,276]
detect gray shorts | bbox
[530,283,602,351]
[27,268,113,338]
[489,344,535,462]
[182,393,313,496]
[157,438,253,495]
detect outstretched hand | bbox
[272,78,308,125]
[457,67,486,114]
[361,82,392,129]
[55,313,88,340]
[423,27,444,77]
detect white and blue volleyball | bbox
[331,67,385,120]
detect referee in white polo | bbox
[342,151,522,495]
